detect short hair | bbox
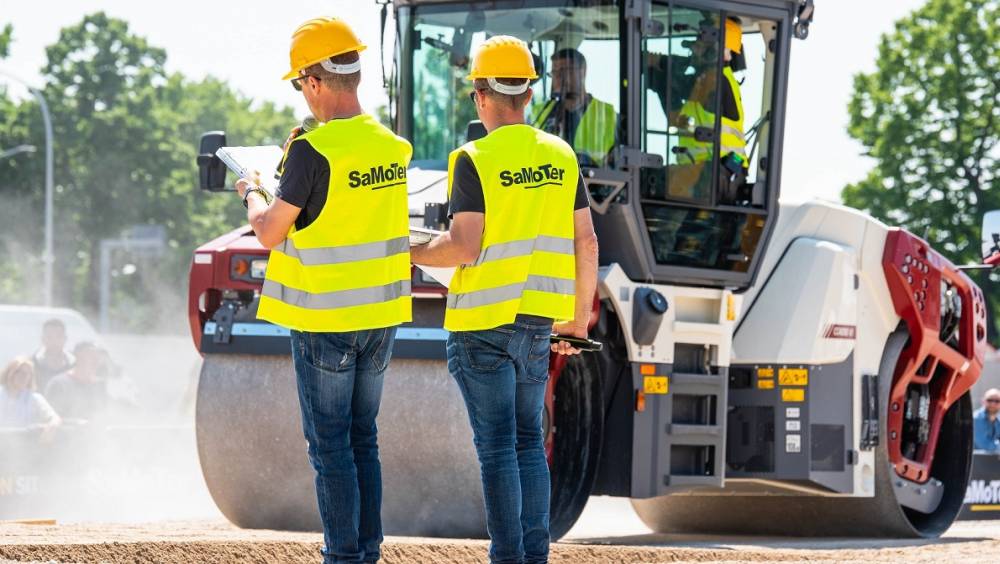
[303,51,361,92]
[73,341,99,356]
[472,78,532,110]
[552,48,586,69]
[43,318,65,332]
[1,356,36,392]
[985,388,1000,400]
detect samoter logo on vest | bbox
[348,162,407,189]
[499,164,566,189]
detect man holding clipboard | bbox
[409,36,599,564]
[234,16,412,564]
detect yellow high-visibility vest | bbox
[677,66,746,165]
[444,124,579,332]
[532,96,617,166]
[257,114,413,333]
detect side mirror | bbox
[196,131,228,192]
[465,120,487,143]
[982,210,1000,266]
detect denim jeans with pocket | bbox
[447,316,553,564]
[291,327,396,564]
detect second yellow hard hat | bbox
[283,17,366,80]
[725,19,743,54]
[466,35,538,81]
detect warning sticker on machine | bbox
[757,379,775,390]
[643,376,669,395]
[757,367,775,378]
[779,368,809,386]
[781,388,805,402]
[786,434,802,453]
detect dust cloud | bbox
[0,334,221,524]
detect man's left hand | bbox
[235,171,262,199]
[551,320,588,356]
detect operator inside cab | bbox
[647,16,748,201]
[531,48,617,168]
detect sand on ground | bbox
[2,518,1000,564]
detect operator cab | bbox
[394,0,797,290]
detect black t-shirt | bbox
[274,140,331,231]
[449,152,590,217]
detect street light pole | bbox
[36,90,54,308]
[0,70,55,306]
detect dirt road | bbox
[2,518,999,563]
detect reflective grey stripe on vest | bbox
[720,124,745,142]
[277,236,409,266]
[447,275,574,310]
[262,279,411,310]
[473,235,575,266]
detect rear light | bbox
[230,254,268,283]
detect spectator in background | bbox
[44,342,109,422]
[973,388,1000,452]
[0,357,61,432]
[32,318,74,390]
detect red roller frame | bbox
[882,229,988,483]
[544,294,602,463]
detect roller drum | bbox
[196,354,486,536]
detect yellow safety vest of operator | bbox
[257,114,413,333]
[677,66,746,165]
[532,96,616,167]
[444,124,579,332]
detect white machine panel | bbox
[732,238,858,365]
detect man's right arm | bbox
[552,206,598,355]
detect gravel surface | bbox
[1,519,999,563]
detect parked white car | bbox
[0,305,99,367]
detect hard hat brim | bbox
[466,71,539,81]
[282,44,367,81]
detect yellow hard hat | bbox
[466,35,538,81]
[725,18,743,54]
[282,17,366,80]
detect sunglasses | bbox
[291,75,316,92]
[987,399,1000,403]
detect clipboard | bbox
[409,227,455,286]
[216,145,284,194]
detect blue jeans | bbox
[291,327,396,564]
[447,317,553,564]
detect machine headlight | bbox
[250,259,268,280]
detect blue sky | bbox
[2,0,926,202]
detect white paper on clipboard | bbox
[409,226,455,287]
[216,145,284,194]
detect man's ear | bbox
[519,87,534,111]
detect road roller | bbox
[189,0,994,538]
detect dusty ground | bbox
[2,518,999,564]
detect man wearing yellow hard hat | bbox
[235,16,413,564]
[647,16,748,200]
[410,35,599,564]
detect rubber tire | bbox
[631,329,975,537]
[549,352,604,539]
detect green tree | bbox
[842,0,999,337]
[0,13,294,331]
[0,24,12,59]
